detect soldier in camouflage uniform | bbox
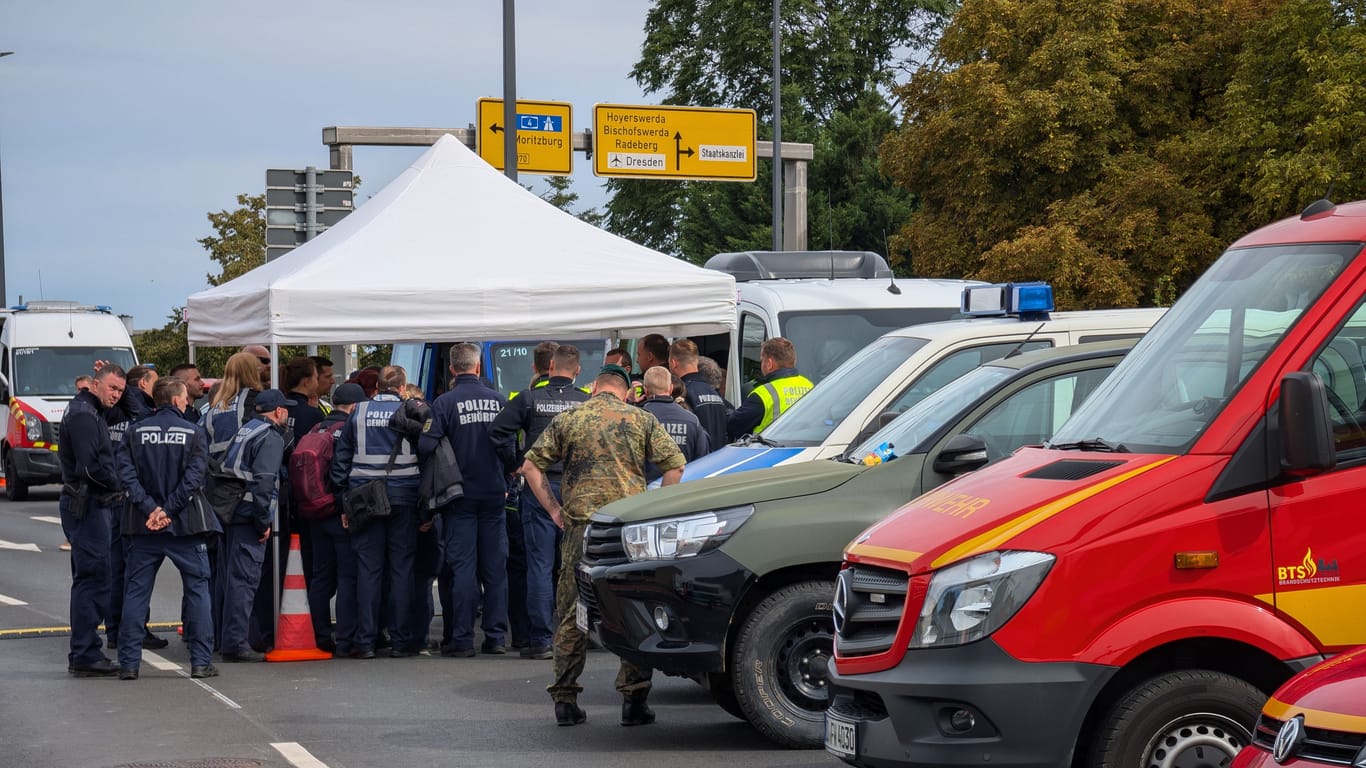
[521,364,685,728]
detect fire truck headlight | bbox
[911,551,1054,648]
[23,412,42,443]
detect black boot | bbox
[555,701,587,726]
[621,697,655,726]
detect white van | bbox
[695,251,981,401]
[683,284,1165,480]
[0,302,138,500]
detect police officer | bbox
[726,337,814,441]
[521,363,685,727]
[639,366,710,482]
[419,342,510,657]
[169,364,207,422]
[489,343,588,659]
[217,388,292,662]
[668,339,730,449]
[59,365,127,677]
[331,366,421,658]
[114,378,219,680]
[102,364,169,653]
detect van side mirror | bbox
[1280,372,1336,475]
[0,373,9,403]
[933,433,990,475]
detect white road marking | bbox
[273,742,331,768]
[0,593,28,606]
[30,515,61,524]
[176,669,242,709]
[0,539,40,552]
[141,650,181,671]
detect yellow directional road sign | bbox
[477,98,573,175]
[593,104,756,181]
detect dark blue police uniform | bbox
[102,392,141,648]
[200,386,255,645]
[58,388,123,674]
[681,372,730,450]
[489,375,587,654]
[330,391,420,656]
[216,412,286,659]
[420,373,509,654]
[641,395,711,482]
[115,405,217,672]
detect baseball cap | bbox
[331,382,366,406]
[598,364,632,386]
[254,389,297,413]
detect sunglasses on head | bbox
[257,357,271,365]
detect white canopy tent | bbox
[186,134,736,348]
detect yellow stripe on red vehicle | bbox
[931,457,1177,569]
[844,544,924,564]
[1265,696,1366,734]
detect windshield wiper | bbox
[739,433,783,448]
[1045,437,1129,453]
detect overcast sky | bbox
[1,1,651,328]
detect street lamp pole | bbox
[0,51,11,306]
[771,2,782,251]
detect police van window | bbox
[739,313,768,395]
[780,308,959,382]
[965,367,1114,463]
[885,341,1052,416]
[1309,300,1366,461]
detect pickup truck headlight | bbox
[911,550,1054,648]
[622,505,754,561]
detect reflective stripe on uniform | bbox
[753,374,814,433]
[350,401,418,480]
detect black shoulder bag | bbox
[342,437,403,531]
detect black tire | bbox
[732,580,835,749]
[1088,669,1265,768]
[705,671,746,721]
[5,452,28,502]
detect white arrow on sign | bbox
[0,539,40,552]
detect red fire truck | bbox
[824,199,1366,767]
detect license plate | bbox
[825,713,857,758]
[575,600,588,633]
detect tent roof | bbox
[186,134,736,346]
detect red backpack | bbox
[289,420,346,520]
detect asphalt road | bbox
[0,489,839,768]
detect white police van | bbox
[0,302,139,500]
[682,283,1165,480]
[693,251,981,401]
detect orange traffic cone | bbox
[266,533,332,662]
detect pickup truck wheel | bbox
[1089,670,1263,768]
[4,453,29,501]
[705,671,745,721]
[733,580,835,749]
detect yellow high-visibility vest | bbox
[753,373,814,433]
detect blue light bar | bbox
[1009,282,1054,316]
[960,282,1054,319]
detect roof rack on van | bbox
[704,250,893,282]
[961,282,1054,321]
[10,301,113,314]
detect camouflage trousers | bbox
[548,518,653,704]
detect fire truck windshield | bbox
[1049,243,1358,453]
[12,347,137,396]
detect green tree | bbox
[880,0,1285,307]
[604,0,953,265]
[538,176,606,227]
